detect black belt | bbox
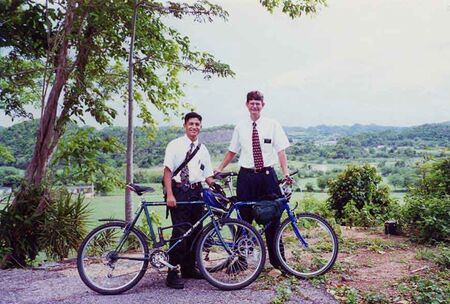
[173,182,202,190]
[240,166,273,174]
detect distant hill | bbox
[1,120,448,168]
[285,124,405,137]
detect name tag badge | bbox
[264,138,272,144]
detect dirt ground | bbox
[326,227,439,302]
[0,263,336,304]
[1,227,444,304]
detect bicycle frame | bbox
[112,188,234,265]
[216,171,309,248]
[225,199,309,248]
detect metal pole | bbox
[125,0,139,222]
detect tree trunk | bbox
[23,1,76,189]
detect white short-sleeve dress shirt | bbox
[163,135,213,183]
[229,116,290,169]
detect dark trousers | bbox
[168,186,203,273]
[236,167,283,268]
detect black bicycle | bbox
[213,171,339,278]
[77,184,266,295]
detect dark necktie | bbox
[180,142,195,185]
[252,122,264,170]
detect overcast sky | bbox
[1,0,449,128]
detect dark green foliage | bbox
[0,166,23,188]
[0,185,90,268]
[50,127,125,194]
[0,144,14,163]
[327,164,397,226]
[0,184,45,267]
[133,169,162,184]
[0,120,39,169]
[40,191,91,260]
[401,196,449,243]
[397,273,450,304]
[305,182,314,192]
[412,157,450,197]
[400,158,450,243]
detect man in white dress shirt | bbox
[163,112,215,289]
[215,90,291,269]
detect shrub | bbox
[400,195,450,243]
[305,182,314,192]
[327,164,397,226]
[299,194,335,220]
[0,184,90,268]
[134,169,162,184]
[0,166,23,188]
[40,191,91,260]
[0,184,46,267]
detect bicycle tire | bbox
[77,222,149,295]
[274,212,338,278]
[196,218,266,290]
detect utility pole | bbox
[125,0,139,222]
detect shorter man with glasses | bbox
[163,112,215,289]
[215,90,291,270]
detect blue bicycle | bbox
[213,171,339,278]
[77,184,266,294]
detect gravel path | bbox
[0,265,337,304]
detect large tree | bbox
[1,0,328,267]
[0,0,326,195]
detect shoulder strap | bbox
[172,144,201,177]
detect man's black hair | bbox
[184,111,202,123]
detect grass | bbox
[85,182,170,228]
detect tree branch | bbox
[139,0,228,22]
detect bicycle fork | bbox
[285,208,309,248]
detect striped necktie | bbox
[180,142,195,185]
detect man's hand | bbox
[166,193,177,208]
[284,175,295,185]
[213,167,222,177]
[210,182,226,197]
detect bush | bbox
[40,191,91,260]
[327,164,397,226]
[0,184,90,268]
[400,195,450,243]
[0,166,23,188]
[305,182,314,192]
[134,169,162,184]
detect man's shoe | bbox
[181,269,204,280]
[166,271,184,289]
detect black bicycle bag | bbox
[252,198,285,225]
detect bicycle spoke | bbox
[77,223,148,295]
[197,219,266,290]
[276,213,338,278]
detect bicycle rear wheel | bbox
[196,218,266,290]
[77,222,149,295]
[274,212,338,278]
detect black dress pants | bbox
[236,167,283,268]
[168,186,203,273]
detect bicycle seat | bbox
[127,183,155,196]
[214,172,238,179]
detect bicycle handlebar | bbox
[214,172,238,179]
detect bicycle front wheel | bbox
[77,222,149,295]
[275,212,338,278]
[196,218,266,290]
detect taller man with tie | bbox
[215,90,291,269]
[163,111,215,289]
